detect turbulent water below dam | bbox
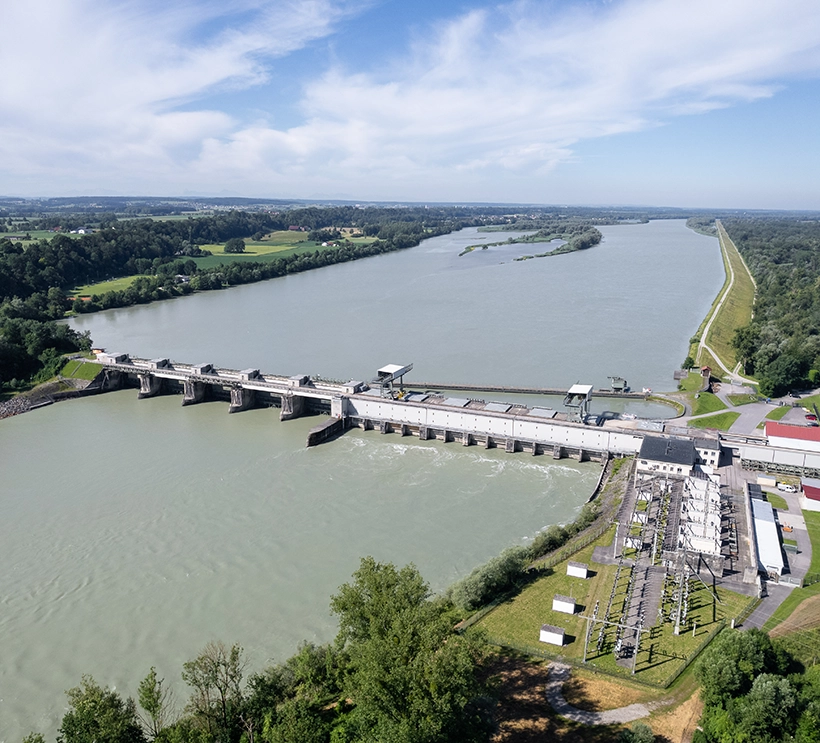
[0,219,723,740]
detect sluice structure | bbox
[94,353,646,459]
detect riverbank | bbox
[0,373,100,420]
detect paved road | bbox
[697,223,757,387]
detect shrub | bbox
[448,547,530,611]
[224,237,246,253]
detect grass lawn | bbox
[766,492,789,511]
[795,392,820,410]
[688,412,740,431]
[679,372,706,393]
[766,406,792,421]
[476,526,752,686]
[60,359,102,381]
[727,393,759,406]
[691,392,727,416]
[478,528,616,660]
[72,275,140,296]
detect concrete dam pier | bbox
[94,354,647,461]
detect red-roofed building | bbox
[802,477,820,502]
[765,421,820,454]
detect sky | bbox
[2,0,820,209]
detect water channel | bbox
[0,219,723,739]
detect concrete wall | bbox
[346,397,643,454]
[740,443,820,477]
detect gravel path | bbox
[545,663,656,725]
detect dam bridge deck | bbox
[92,354,648,458]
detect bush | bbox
[530,525,569,560]
[449,547,530,611]
[530,503,598,561]
[619,722,654,743]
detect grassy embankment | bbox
[687,221,756,378]
[60,358,102,381]
[763,512,820,662]
[688,412,741,430]
[2,356,101,400]
[727,393,759,406]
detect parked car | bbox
[777,483,798,493]
[806,413,817,421]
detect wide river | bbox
[1,219,722,740]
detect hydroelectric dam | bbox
[92,353,650,462]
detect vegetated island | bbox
[459,220,603,259]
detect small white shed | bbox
[566,561,589,579]
[552,594,576,615]
[624,536,642,550]
[539,624,565,646]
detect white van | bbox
[777,483,798,493]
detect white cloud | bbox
[0,0,363,192]
[2,0,820,201]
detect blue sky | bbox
[2,0,820,209]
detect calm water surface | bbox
[1,220,721,739]
[71,220,723,392]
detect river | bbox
[0,219,722,740]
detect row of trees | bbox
[69,235,449,316]
[27,559,493,743]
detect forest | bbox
[694,627,820,743]
[713,217,820,396]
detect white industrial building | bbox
[552,595,576,615]
[567,561,589,579]
[539,624,565,646]
[750,498,784,577]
